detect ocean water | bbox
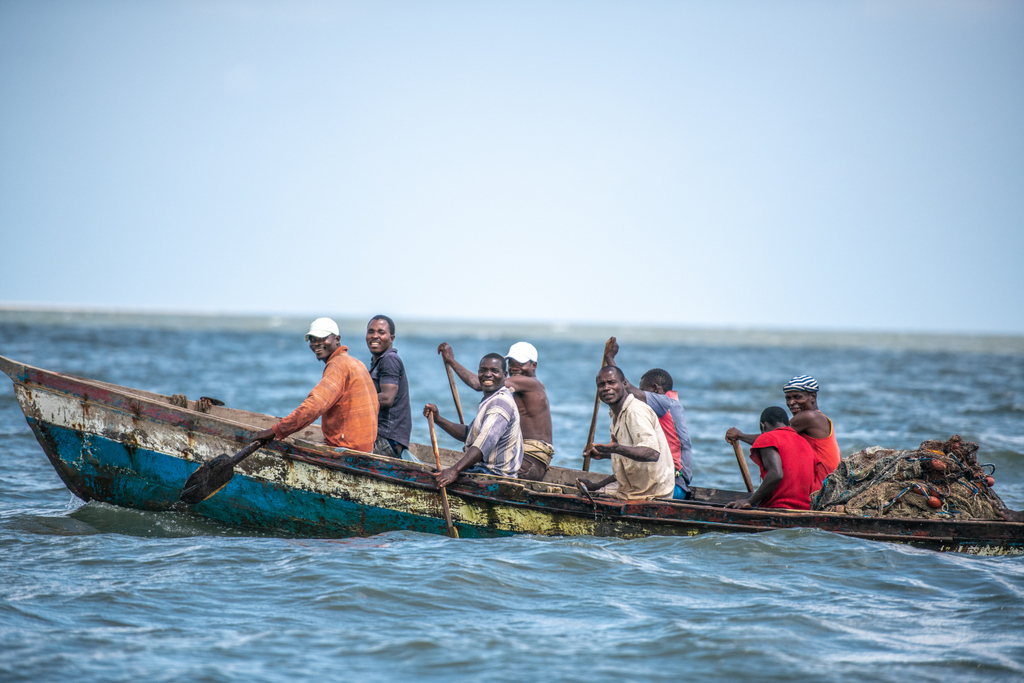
[1,313,1022,682]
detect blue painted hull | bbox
[30,419,508,539]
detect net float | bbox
[929,459,947,472]
[986,476,995,487]
[927,496,942,509]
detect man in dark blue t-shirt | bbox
[365,315,412,458]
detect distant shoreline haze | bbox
[1,306,1021,355]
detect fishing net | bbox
[812,435,1009,520]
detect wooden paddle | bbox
[179,439,264,504]
[582,393,600,472]
[444,363,465,424]
[731,440,755,493]
[427,413,459,538]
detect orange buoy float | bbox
[927,496,943,509]
[929,459,947,472]
[985,476,995,487]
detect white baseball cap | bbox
[505,341,538,364]
[304,317,340,341]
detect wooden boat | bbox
[3,354,1022,554]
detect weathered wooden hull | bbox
[3,355,1022,554]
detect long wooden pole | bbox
[732,440,754,493]
[582,393,600,472]
[444,363,465,425]
[427,413,459,538]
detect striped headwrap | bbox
[783,375,819,393]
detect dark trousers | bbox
[518,454,548,482]
[373,435,406,459]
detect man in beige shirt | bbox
[580,366,675,500]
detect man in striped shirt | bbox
[424,353,523,486]
[437,340,553,481]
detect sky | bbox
[1,1,1022,334]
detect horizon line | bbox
[1,304,1022,355]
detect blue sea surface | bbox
[1,315,1022,682]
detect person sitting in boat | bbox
[724,406,815,510]
[254,318,378,453]
[579,366,675,500]
[438,340,553,481]
[601,337,693,499]
[365,315,411,459]
[424,353,523,486]
[725,375,840,490]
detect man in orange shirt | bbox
[255,318,378,453]
[781,375,841,488]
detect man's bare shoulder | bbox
[505,376,547,394]
[790,410,828,432]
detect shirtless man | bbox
[438,341,553,481]
[725,374,840,490]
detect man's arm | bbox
[266,366,345,441]
[434,446,485,487]
[725,428,758,446]
[580,474,618,491]
[437,342,482,391]
[378,383,399,408]
[504,375,542,395]
[423,404,470,442]
[600,337,645,402]
[725,447,783,509]
[376,354,402,408]
[585,442,660,462]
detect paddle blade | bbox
[179,453,236,504]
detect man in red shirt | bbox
[724,406,815,510]
[255,318,378,453]
[724,375,840,491]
